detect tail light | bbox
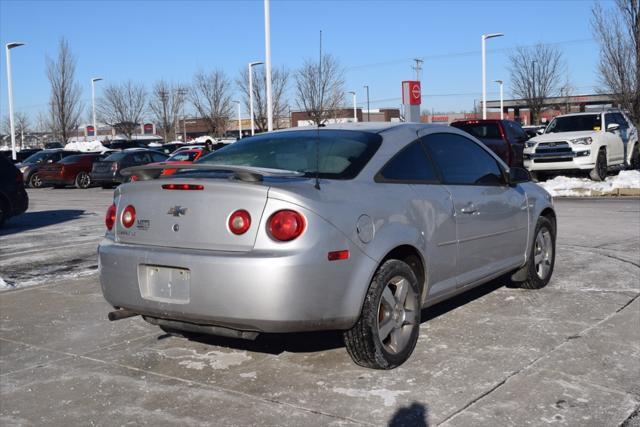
[111,163,118,172]
[105,204,116,230]
[268,210,305,242]
[122,205,136,228]
[60,166,65,175]
[228,210,251,235]
[162,184,204,190]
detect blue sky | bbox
[0,0,605,122]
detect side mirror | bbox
[509,167,531,185]
[607,123,620,132]
[537,129,545,135]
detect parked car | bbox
[16,149,81,188]
[90,149,168,188]
[39,153,109,189]
[0,155,28,227]
[152,142,186,155]
[158,148,204,176]
[99,123,556,369]
[523,110,639,181]
[451,119,529,167]
[1,148,42,164]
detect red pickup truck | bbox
[451,119,529,167]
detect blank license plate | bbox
[138,265,190,304]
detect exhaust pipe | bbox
[108,308,138,321]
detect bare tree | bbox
[508,44,564,124]
[46,38,83,142]
[2,112,30,147]
[149,80,187,142]
[295,54,345,125]
[592,0,639,123]
[190,70,232,137]
[98,81,147,138]
[236,66,290,132]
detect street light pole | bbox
[494,80,504,120]
[532,60,537,124]
[364,85,370,122]
[91,77,103,140]
[248,61,264,136]
[264,0,273,131]
[347,91,357,122]
[233,101,242,139]
[5,42,25,161]
[481,33,503,119]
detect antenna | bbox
[314,30,322,190]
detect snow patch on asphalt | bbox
[332,387,409,407]
[539,170,640,197]
[158,348,251,370]
[0,276,15,289]
[0,269,97,292]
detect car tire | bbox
[29,173,42,188]
[75,172,91,189]
[343,259,421,369]
[589,149,607,181]
[517,216,556,290]
[630,144,640,170]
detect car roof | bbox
[272,122,447,135]
[555,112,602,118]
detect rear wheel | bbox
[75,172,91,189]
[589,149,607,181]
[29,173,42,188]
[343,259,421,369]
[516,216,556,290]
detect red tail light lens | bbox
[162,184,204,190]
[268,210,305,242]
[121,205,136,228]
[228,210,251,235]
[105,204,116,230]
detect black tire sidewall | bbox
[361,260,421,368]
[76,172,90,189]
[525,217,556,289]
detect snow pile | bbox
[64,140,108,152]
[0,276,15,290]
[540,170,640,197]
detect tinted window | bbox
[59,155,83,164]
[506,121,528,142]
[378,141,437,182]
[150,152,168,162]
[453,122,501,139]
[104,152,127,161]
[546,114,601,133]
[613,113,628,128]
[131,153,149,163]
[197,130,382,179]
[424,133,504,186]
[23,151,53,164]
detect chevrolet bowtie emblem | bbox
[167,206,188,217]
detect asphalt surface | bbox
[1,188,639,426]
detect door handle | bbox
[460,205,477,214]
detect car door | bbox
[612,113,632,161]
[423,132,529,288]
[604,113,625,162]
[375,140,458,299]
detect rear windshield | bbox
[546,114,601,133]
[196,130,382,179]
[453,123,501,139]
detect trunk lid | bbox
[114,178,269,252]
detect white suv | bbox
[524,111,639,181]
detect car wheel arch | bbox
[540,207,557,234]
[380,245,426,297]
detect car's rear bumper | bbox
[90,171,124,185]
[98,238,376,333]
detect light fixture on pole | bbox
[91,77,103,140]
[347,91,357,122]
[494,79,504,120]
[248,61,264,135]
[5,42,25,161]
[233,100,242,139]
[481,33,503,119]
[363,85,370,122]
[264,0,273,131]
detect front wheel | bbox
[589,149,607,181]
[75,172,91,189]
[517,216,556,289]
[343,259,421,369]
[29,173,42,188]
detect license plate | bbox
[138,265,190,304]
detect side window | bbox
[604,113,615,127]
[377,141,438,182]
[614,113,628,128]
[508,121,528,142]
[424,133,504,186]
[131,153,146,163]
[151,152,167,162]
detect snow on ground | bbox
[539,170,640,197]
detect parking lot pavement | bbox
[1,189,639,426]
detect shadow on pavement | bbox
[388,402,430,427]
[0,209,85,236]
[168,275,511,356]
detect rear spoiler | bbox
[120,163,304,182]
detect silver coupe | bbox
[99,123,556,369]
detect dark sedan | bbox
[16,149,81,188]
[0,155,28,227]
[39,153,109,189]
[90,150,168,188]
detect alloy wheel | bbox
[377,275,419,354]
[534,228,553,280]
